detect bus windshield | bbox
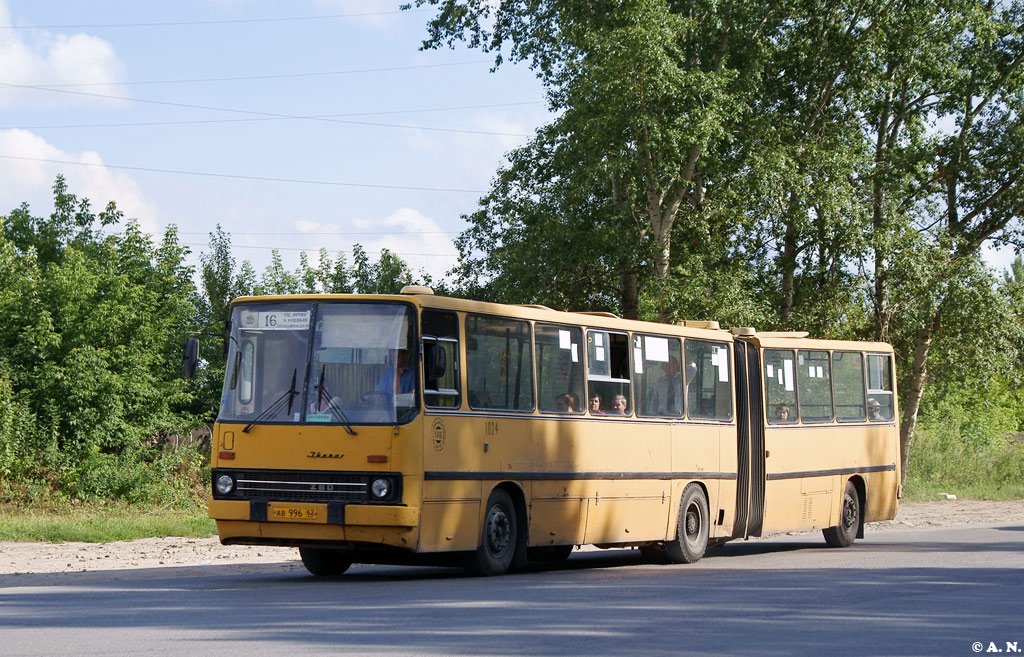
[219,301,418,426]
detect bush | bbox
[907,385,1024,498]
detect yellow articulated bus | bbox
[183,286,900,576]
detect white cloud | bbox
[351,207,459,281]
[0,0,125,106]
[0,129,158,234]
[295,219,339,233]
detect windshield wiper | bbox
[315,364,357,435]
[243,369,299,433]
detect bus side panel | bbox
[419,479,481,552]
[671,422,722,539]
[761,427,837,534]
[577,420,673,545]
[582,478,672,545]
[530,481,586,547]
[863,468,899,522]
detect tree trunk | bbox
[899,313,939,484]
[872,90,892,342]
[779,191,800,326]
[619,259,639,320]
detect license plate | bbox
[267,503,324,523]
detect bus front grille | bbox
[213,469,390,503]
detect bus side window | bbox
[866,353,895,421]
[536,324,584,414]
[635,334,683,418]
[764,349,798,424]
[466,314,534,412]
[685,339,732,421]
[422,310,460,409]
[587,330,631,416]
[833,351,866,421]
[797,350,834,423]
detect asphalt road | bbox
[1,523,1022,657]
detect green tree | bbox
[0,177,201,501]
[409,0,779,317]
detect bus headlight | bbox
[370,478,391,499]
[216,474,235,495]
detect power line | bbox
[0,8,431,30]
[182,243,458,258]
[0,82,534,138]
[0,154,488,193]
[31,60,493,88]
[0,101,544,131]
[178,230,459,236]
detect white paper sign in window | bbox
[644,336,670,362]
[716,347,729,382]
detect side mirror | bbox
[221,320,231,360]
[182,337,200,379]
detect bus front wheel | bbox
[823,480,861,548]
[466,489,518,576]
[299,547,353,576]
[664,483,709,564]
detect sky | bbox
[1,1,1018,290]
[0,0,552,283]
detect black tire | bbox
[299,547,353,576]
[466,488,518,576]
[823,480,860,548]
[664,483,710,564]
[528,545,574,562]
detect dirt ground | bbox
[2,499,1022,575]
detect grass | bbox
[903,421,1024,502]
[0,503,216,543]
[901,480,1024,502]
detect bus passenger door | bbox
[732,339,765,538]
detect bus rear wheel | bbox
[466,488,518,576]
[664,484,709,564]
[824,480,861,547]
[299,547,353,576]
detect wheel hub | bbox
[485,506,511,555]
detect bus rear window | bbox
[866,353,895,421]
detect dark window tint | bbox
[587,330,631,416]
[466,315,534,411]
[797,350,834,423]
[833,352,866,421]
[537,324,584,414]
[764,349,798,424]
[685,339,732,420]
[422,310,460,409]
[635,334,684,418]
[866,353,895,421]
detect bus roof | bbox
[228,290,893,351]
